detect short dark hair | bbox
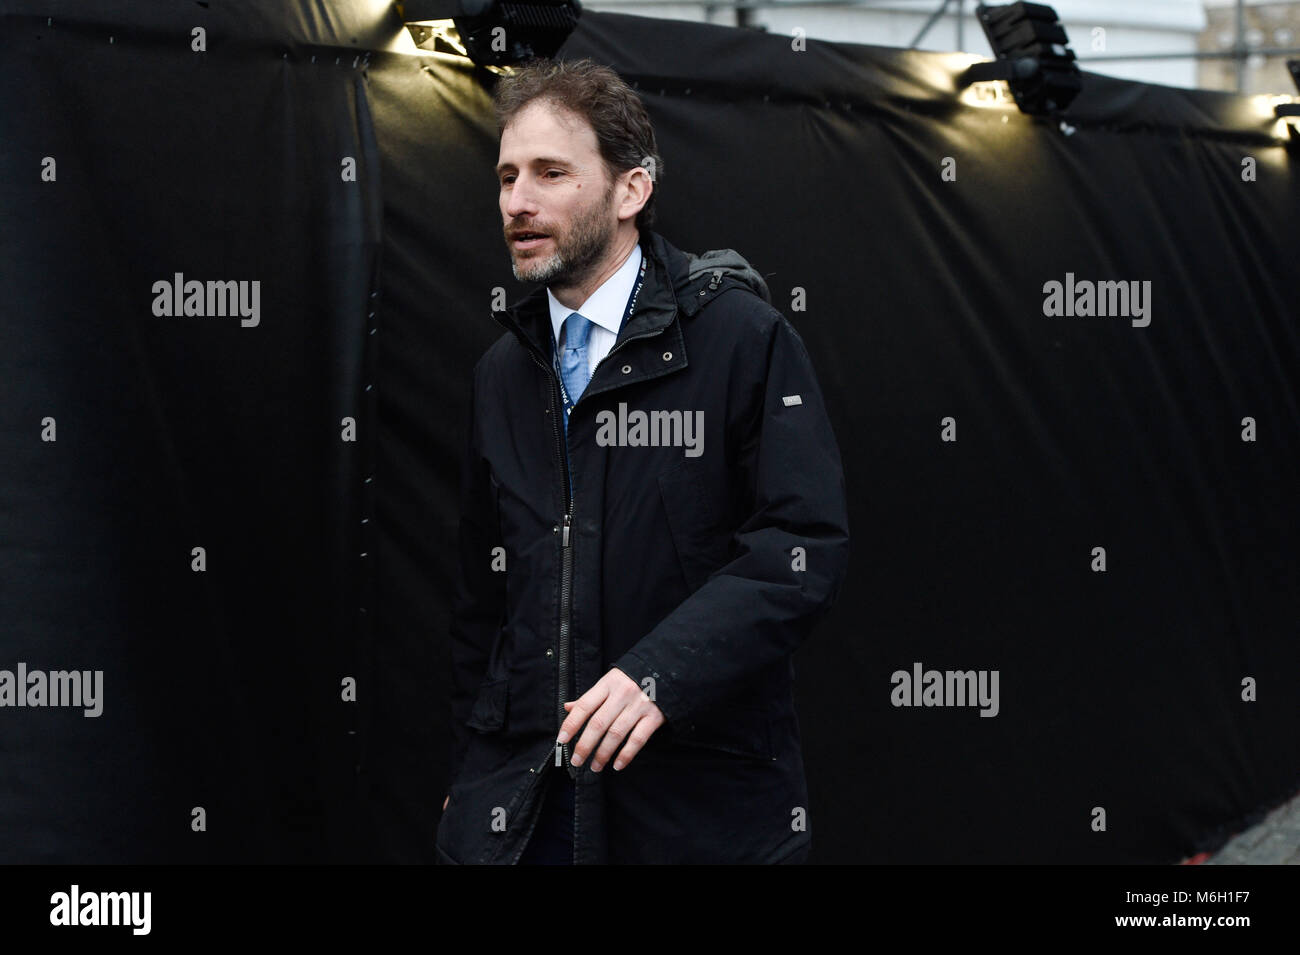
[492,57,663,230]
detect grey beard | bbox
[512,250,567,284]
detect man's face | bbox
[497,99,619,286]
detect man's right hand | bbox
[443,794,449,810]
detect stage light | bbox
[1274,60,1300,117]
[400,0,582,69]
[960,2,1081,117]
[1273,60,1300,145]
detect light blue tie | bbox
[559,312,593,439]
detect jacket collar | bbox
[492,227,692,363]
[545,242,642,348]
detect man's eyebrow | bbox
[495,157,572,176]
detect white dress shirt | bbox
[546,241,643,381]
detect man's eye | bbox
[546,170,563,178]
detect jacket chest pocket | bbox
[657,459,732,593]
[490,465,553,551]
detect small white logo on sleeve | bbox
[50,885,151,936]
[782,394,802,406]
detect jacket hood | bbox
[682,247,772,305]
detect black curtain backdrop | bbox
[1,0,1296,864]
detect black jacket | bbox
[435,228,850,864]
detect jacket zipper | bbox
[508,319,663,752]
[493,310,672,865]
[521,344,578,865]
[522,348,577,767]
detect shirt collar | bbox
[546,241,643,347]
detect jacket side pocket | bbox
[673,702,775,761]
[657,459,730,593]
[465,676,508,733]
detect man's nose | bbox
[504,173,538,219]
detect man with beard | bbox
[437,58,850,865]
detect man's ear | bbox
[619,167,652,221]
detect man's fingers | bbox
[588,709,641,772]
[557,686,607,745]
[561,670,663,768]
[442,795,449,810]
[570,697,623,766]
[611,712,664,771]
